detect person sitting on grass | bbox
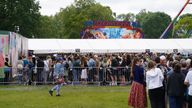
[49,74,64,96]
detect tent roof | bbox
[28,39,192,54]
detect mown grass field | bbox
[0,85,138,108]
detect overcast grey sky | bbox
[39,0,192,18]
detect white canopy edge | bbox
[28,39,192,54]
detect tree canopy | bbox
[137,11,172,38]
[174,14,192,38]
[51,0,114,39]
[2,0,192,39]
[0,0,41,38]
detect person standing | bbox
[80,56,88,85]
[17,56,23,84]
[128,57,147,108]
[111,55,119,86]
[87,54,96,82]
[184,60,192,108]
[146,61,164,108]
[4,58,11,84]
[167,63,185,108]
[155,56,170,108]
[22,56,29,85]
[28,57,34,85]
[72,55,81,85]
[43,56,52,84]
[36,57,44,85]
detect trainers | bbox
[49,90,53,96]
[56,94,61,96]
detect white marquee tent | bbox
[28,39,192,54]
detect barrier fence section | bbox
[0,67,132,85]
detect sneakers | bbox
[56,94,61,97]
[49,90,61,97]
[49,90,53,96]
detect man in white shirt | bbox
[184,60,192,108]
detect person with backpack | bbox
[17,56,23,84]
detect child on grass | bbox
[49,75,64,96]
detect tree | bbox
[117,13,135,21]
[136,9,149,25]
[136,11,172,39]
[174,14,192,38]
[0,0,41,38]
[46,0,114,39]
[35,16,55,38]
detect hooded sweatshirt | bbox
[146,68,164,90]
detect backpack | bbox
[17,64,23,70]
[65,62,69,69]
[17,60,23,70]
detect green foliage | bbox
[136,9,148,24]
[0,0,175,39]
[137,11,172,39]
[174,14,192,38]
[117,13,135,21]
[35,16,55,38]
[58,0,114,39]
[0,0,41,38]
[36,0,114,39]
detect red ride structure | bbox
[160,0,192,39]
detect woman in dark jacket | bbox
[128,57,147,108]
[167,63,185,108]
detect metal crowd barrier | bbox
[0,67,131,86]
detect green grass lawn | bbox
[0,85,134,108]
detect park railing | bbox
[0,67,132,86]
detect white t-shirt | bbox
[185,70,192,96]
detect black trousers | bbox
[189,95,192,108]
[148,87,165,108]
[4,72,9,84]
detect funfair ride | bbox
[160,0,192,39]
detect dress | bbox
[128,65,147,108]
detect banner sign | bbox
[81,21,143,39]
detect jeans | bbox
[51,84,61,95]
[169,96,183,108]
[72,69,78,81]
[88,68,96,82]
[148,87,165,108]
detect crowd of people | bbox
[128,54,192,108]
[2,52,192,107]
[3,53,133,85]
